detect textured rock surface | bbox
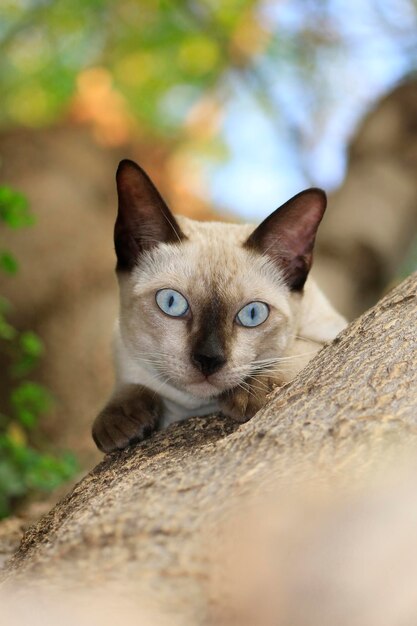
[1,273,416,624]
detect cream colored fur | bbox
[112,215,346,428]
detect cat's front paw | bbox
[218,375,278,423]
[92,385,162,453]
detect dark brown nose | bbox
[192,352,226,376]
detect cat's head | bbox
[115,159,326,399]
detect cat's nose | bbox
[192,352,226,377]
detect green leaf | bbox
[0,251,19,274]
[11,331,45,376]
[0,413,9,430]
[0,313,16,340]
[0,493,11,520]
[0,460,26,497]
[10,382,53,428]
[19,331,44,358]
[0,296,11,314]
[25,451,78,491]
[0,186,33,228]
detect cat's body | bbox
[93,160,346,452]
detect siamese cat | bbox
[92,159,346,452]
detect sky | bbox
[207,0,417,221]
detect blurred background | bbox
[0,0,416,519]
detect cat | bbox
[92,159,346,452]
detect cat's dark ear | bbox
[245,188,326,291]
[114,159,184,271]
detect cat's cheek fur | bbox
[118,279,195,387]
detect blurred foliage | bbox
[0,186,78,519]
[0,0,416,135]
[0,0,266,131]
[0,0,416,194]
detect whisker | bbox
[251,351,317,364]
[295,335,323,345]
[252,367,287,377]
[249,383,269,396]
[160,209,182,244]
[149,370,177,395]
[247,378,271,392]
[236,381,257,399]
[135,351,171,359]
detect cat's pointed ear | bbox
[245,188,326,291]
[114,159,184,271]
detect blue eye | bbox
[236,301,269,327]
[155,289,189,318]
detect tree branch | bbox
[1,273,416,624]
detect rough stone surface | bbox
[1,273,416,623]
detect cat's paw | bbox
[92,385,162,453]
[218,375,278,423]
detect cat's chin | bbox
[185,380,222,399]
